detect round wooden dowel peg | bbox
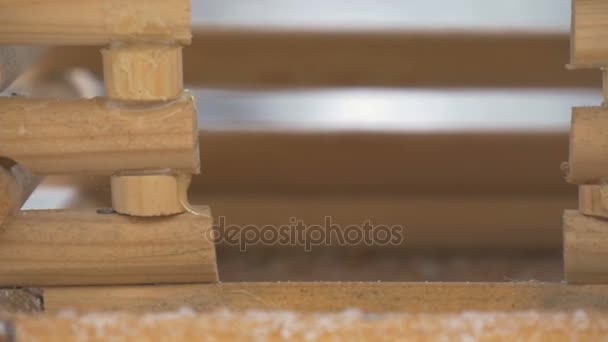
[111,173,184,217]
[102,44,183,101]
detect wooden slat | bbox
[0,207,217,287]
[10,310,608,341]
[571,0,608,67]
[0,47,47,92]
[0,94,199,175]
[35,30,600,88]
[0,0,191,45]
[564,210,608,284]
[43,282,608,313]
[194,132,573,195]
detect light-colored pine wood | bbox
[0,47,47,92]
[578,185,608,218]
[0,164,40,228]
[43,282,608,313]
[9,310,608,341]
[111,173,184,217]
[564,209,608,284]
[571,0,608,67]
[0,0,191,45]
[0,93,199,175]
[37,31,599,89]
[566,106,608,184]
[0,207,217,287]
[102,44,183,101]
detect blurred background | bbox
[8,0,602,282]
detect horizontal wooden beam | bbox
[36,30,600,88]
[194,131,573,195]
[564,210,608,284]
[10,309,608,340]
[0,0,191,45]
[0,207,217,287]
[567,106,608,184]
[0,47,47,92]
[571,0,608,67]
[43,282,608,313]
[0,94,199,175]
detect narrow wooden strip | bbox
[185,28,598,88]
[43,282,608,313]
[195,131,573,195]
[102,44,183,101]
[0,94,200,175]
[571,0,608,67]
[35,31,600,88]
[0,207,217,287]
[111,173,184,217]
[567,107,608,184]
[0,163,40,228]
[0,0,191,45]
[564,210,608,284]
[579,185,608,218]
[9,310,608,341]
[0,47,47,92]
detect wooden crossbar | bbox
[0,0,191,45]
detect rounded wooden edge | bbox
[111,173,185,217]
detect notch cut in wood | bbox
[0,0,191,45]
[0,93,200,175]
[564,210,608,284]
[102,44,183,102]
[0,207,217,287]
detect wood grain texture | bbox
[0,0,191,45]
[0,207,217,287]
[564,210,608,284]
[0,164,40,228]
[571,0,608,66]
[578,185,608,218]
[35,31,600,88]
[0,94,200,175]
[0,47,47,92]
[567,107,608,184]
[43,282,608,313]
[10,310,608,341]
[102,44,183,101]
[111,173,184,217]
